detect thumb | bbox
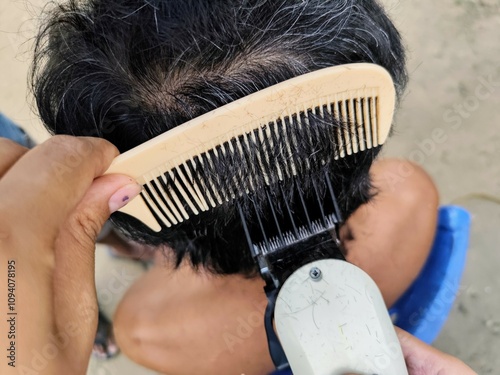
[53,174,141,340]
[60,174,142,256]
[395,327,476,375]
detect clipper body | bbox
[275,259,408,375]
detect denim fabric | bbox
[0,113,35,148]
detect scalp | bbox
[32,0,407,274]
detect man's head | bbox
[33,0,407,275]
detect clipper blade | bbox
[237,170,345,288]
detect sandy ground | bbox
[1,0,499,374]
[382,1,500,373]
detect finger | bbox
[57,173,141,276]
[0,135,121,244]
[395,327,432,369]
[395,327,476,374]
[0,138,28,176]
[53,173,141,354]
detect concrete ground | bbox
[1,0,499,374]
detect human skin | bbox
[0,137,476,374]
[395,327,476,375]
[0,136,141,375]
[113,159,443,375]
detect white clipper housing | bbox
[275,259,408,375]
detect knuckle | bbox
[49,135,94,151]
[47,136,93,170]
[68,206,104,247]
[47,134,81,149]
[48,135,117,163]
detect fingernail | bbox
[109,183,142,213]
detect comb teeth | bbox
[105,63,396,232]
[140,96,378,229]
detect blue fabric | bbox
[0,113,34,148]
[271,206,471,374]
[389,205,471,344]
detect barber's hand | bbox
[395,327,477,375]
[346,328,476,375]
[0,136,141,374]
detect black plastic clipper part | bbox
[237,169,346,370]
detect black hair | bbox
[32,0,407,275]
